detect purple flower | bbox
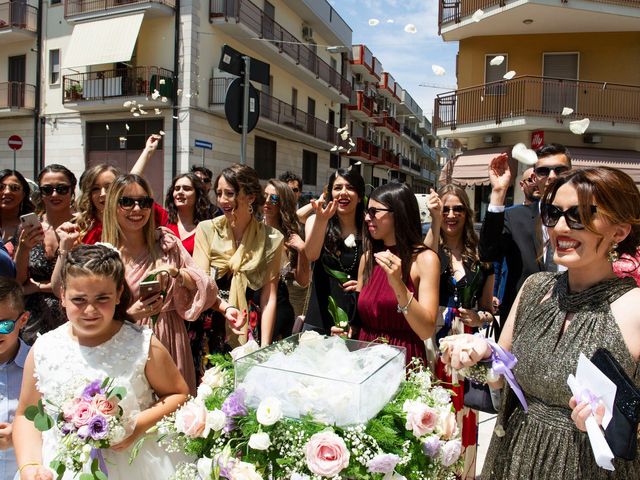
[215,454,236,479]
[366,453,400,474]
[422,435,442,458]
[221,390,247,417]
[61,422,75,435]
[82,380,104,400]
[88,415,109,440]
[77,425,90,440]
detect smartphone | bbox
[20,213,41,229]
[139,280,162,299]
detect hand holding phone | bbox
[20,213,41,229]
[18,213,44,249]
[139,280,162,299]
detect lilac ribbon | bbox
[90,448,108,476]
[577,388,600,411]
[485,337,529,412]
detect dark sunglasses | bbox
[291,187,300,193]
[541,204,597,230]
[40,184,71,196]
[366,206,393,217]
[0,312,24,335]
[1,183,22,192]
[265,193,280,205]
[442,205,465,215]
[534,165,570,178]
[202,178,212,184]
[118,196,154,210]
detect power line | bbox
[418,83,456,90]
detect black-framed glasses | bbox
[366,206,393,217]
[265,193,280,206]
[534,165,570,178]
[0,313,24,334]
[40,184,71,196]
[442,205,465,215]
[541,204,597,230]
[118,196,154,210]
[202,178,212,184]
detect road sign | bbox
[7,135,22,151]
[218,45,270,85]
[224,78,260,135]
[194,139,213,150]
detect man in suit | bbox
[479,144,571,321]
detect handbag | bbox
[462,320,499,414]
[591,348,640,460]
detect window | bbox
[87,120,163,152]
[302,150,317,186]
[291,88,298,115]
[484,54,507,95]
[329,153,340,169]
[49,49,60,84]
[50,0,61,4]
[254,136,276,179]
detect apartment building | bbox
[434,0,640,214]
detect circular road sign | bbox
[8,135,23,151]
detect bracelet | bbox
[171,269,180,279]
[19,462,41,473]
[224,305,237,314]
[396,292,414,314]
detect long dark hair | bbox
[36,164,78,215]
[213,164,264,217]
[165,173,211,224]
[324,168,365,254]
[267,179,303,268]
[0,169,34,215]
[363,182,427,283]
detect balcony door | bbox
[542,53,578,114]
[262,1,275,40]
[8,55,26,108]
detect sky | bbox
[328,0,459,121]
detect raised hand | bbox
[373,249,403,289]
[285,233,305,253]
[488,153,512,192]
[439,334,492,370]
[55,222,81,252]
[427,188,442,218]
[311,198,338,222]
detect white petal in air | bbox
[503,71,516,80]
[118,136,126,142]
[159,130,165,136]
[151,89,160,100]
[155,108,162,115]
[340,131,349,141]
[432,65,446,76]
[338,146,345,152]
[105,124,109,131]
[561,107,574,116]
[368,18,380,26]
[330,145,339,152]
[130,107,137,113]
[123,101,132,108]
[125,124,130,131]
[569,118,590,135]
[490,56,504,66]
[511,143,538,166]
[348,139,356,148]
[404,24,417,34]
[472,9,484,22]
[161,97,168,103]
[337,124,348,133]
[387,19,394,24]
[133,112,140,117]
[159,79,166,85]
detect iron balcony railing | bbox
[381,148,400,167]
[348,91,374,117]
[0,1,37,31]
[0,82,36,109]
[210,0,351,99]
[209,77,337,145]
[434,75,640,131]
[375,113,401,135]
[64,0,175,17]
[349,137,380,162]
[62,66,174,103]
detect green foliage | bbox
[366,416,402,454]
[327,296,349,329]
[322,263,350,284]
[50,460,65,480]
[26,400,54,432]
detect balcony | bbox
[209,77,337,149]
[62,66,174,112]
[64,0,175,21]
[434,75,640,137]
[378,72,399,101]
[0,82,35,117]
[284,0,352,47]
[348,91,376,123]
[380,148,400,169]
[398,88,422,117]
[210,0,351,102]
[351,45,382,82]
[345,137,380,163]
[438,0,640,41]
[0,2,37,43]
[402,124,423,146]
[375,112,401,137]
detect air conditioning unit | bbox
[302,25,313,41]
[483,134,501,144]
[583,134,602,144]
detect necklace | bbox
[338,239,359,278]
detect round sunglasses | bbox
[541,204,597,230]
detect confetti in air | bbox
[503,71,516,80]
[105,125,109,131]
[387,19,394,23]
[404,24,417,34]
[561,107,574,116]
[159,130,165,136]
[569,118,590,135]
[123,101,132,108]
[490,56,505,66]
[432,65,446,76]
[118,136,126,142]
[125,124,130,131]
[133,112,140,117]
[511,143,538,166]
[368,18,380,26]
[337,125,348,133]
[340,131,349,141]
[154,108,162,115]
[472,9,484,22]
[151,89,160,100]
[159,79,166,85]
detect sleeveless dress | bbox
[482,272,640,479]
[357,251,423,365]
[33,322,186,479]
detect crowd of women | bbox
[2,134,640,479]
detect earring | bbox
[607,242,619,263]
[248,204,254,215]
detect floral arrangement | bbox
[159,342,462,480]
[26,378,129,480]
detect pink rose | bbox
[62,398,80,422]
[91,394,118,416]
[175,401,207,438]
[305,431,350,477]
[71,400,95,428]
[438,411,458,440]
[403,400,438,438]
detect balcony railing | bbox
[210,0,351,99]
[62,66,174,103]
[209,77,337,145]
[64,0,175,17]
[0,82,36,109]
[349,137,380,162]
[376,113,401,135]
[434,75,640,131]
[381,148,400,167]
[0,2,37,32]
[379,72,397,98]
[348,91,374,117]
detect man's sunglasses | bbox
[442,205,465,215]
[533,165,570,178]
[366,206,393,217]
[40,184,71,196]
[201,178,212,184]
[541,204,597,230]
[291,187,300,193]
[0,313,24,335]
[118,196,154,209]
[265,193,280,206]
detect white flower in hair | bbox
[95,242,120,255]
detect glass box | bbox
[234,333,406,426]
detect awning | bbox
[439,147,517,187]
[570,148,640,185]
[63,13,144,68]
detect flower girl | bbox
[13,244,189,479]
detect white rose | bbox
[202,366,226,388]
[230,460,263,480]
[299,330,321,345]
[248,432,271,450]
[344,233,356,248]
[231,340,260,361]
[196,457,213,479]
[109,424,126,444]
[204,409,227,435]
[256,397,283,426]
[431,386,452,405]
[440,439,462,467]
[197,383,213,400]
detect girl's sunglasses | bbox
[265,193,280,206]
[541,204,597,230]
[0,313,24,334]
[40,184,71,196]
[118,196,154,210]
[442,205,465,215]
